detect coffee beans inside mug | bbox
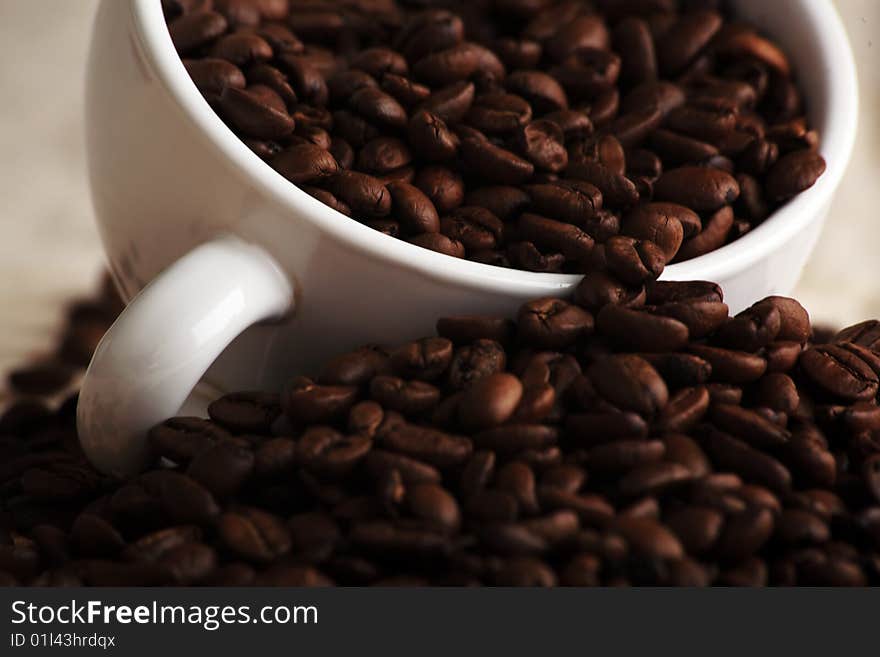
[171,0,826,271]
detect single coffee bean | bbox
[271,142,338,184]
[588,355,668,417]
[800,345,879,401]
[169,11,228,55]
[218,507,291,563]
[654,166,740,212]
[597,304,690,352]
[458,373,524,431]
[324,171,392,218]
[517,298,594,350]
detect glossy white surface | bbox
[78,237,291,476]
[77,0,857,474]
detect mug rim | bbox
[129,0,858,294]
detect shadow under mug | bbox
[77,0,858,477]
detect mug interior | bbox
[129,0,857,292]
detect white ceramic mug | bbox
[78,0,858,477]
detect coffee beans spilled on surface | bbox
[8,269,880,587]
[168,0,825,271]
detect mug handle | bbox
[77,235,293,477]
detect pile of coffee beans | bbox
[167,0,826,271]
[5,270,880,587]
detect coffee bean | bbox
[324,171,392,218]
[657,10,723,75]
[148,417,231,464]
[654,166,740,212]
[517,298,594,350]
[441,207,504,252]
[716,508,775,561]
[406,483,461,532]
[588,355,668,417]
[603,236,666,286]
[656,387,710,433]
[705,429,791,492]
[390,337,454,382]
[801,345,879,401]
[414,166,465,213]
[186,440,254,498]
[218,507,291,563]
[208,391,280,434]
[460,131,535,185]
[370,376,440,416]
[689,344,767,384]
[283,378,359,424]
[271,142,338,184]
[567,161,639,210]
[219,86,295,139]
[170,11,228,55]
[184,58,246,101]
[615,517,684,561]
[597,304,689,352]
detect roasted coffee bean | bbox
[800,345,879,401]
[674,205,735,262]
[357,137,412,174]
[603,236,666,286]
[219,86,295,139]
[458,373,524,431]
[705,429,791,492]
[406,483,461,533]
[324,171,392,218]
[185,58,246,101]
[186,441,254,498]
[656,387,710,433]
[414,166,465,213]
[370,376,440,416]
[406,110,459,163]
[271,143,338,184]
[588,440,665,474]
[689,344,767,383]
[716,508,775,561]
[466,92,532,135]
[518,213,594,263]
[656,10,723,75]
[710,404,789,450]
[412,43,504,87]
[597,304,689,353]
[441,207,504,252]
[525,180,602,225]
[654,166,740,212]
[460,131,534,185]
[621,203,687,261]
[276,53,328,106]
[588,355,668,417]
[390,338,454,382]
[753,296,811,343]
[517,298,594,350]
[514,121,567,173]
[218,507,291,563]
[148,417,232,464]
[208,391,280,434]
[169,11,228,55]
[715,302,781,352]
[567,161,639,210]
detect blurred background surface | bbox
[0,0,877,376]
